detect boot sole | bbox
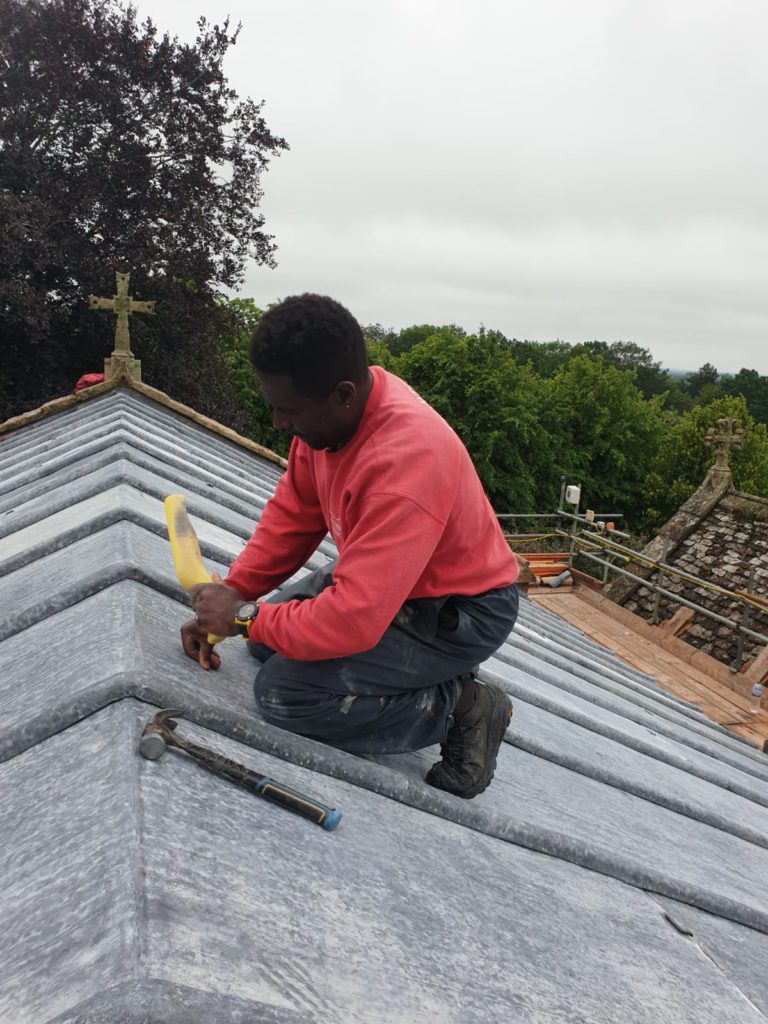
[459,686,513,799]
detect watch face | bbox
[237,602,258,621]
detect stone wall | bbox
[623,491,768,667]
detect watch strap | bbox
[234,602,258,639]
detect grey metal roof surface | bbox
[2,387,768,1023]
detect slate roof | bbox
[604,462,768,670]
[621,489,768,667]
[3,385,768,1023]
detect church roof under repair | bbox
[3,383,768,1023]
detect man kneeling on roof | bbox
[181,294,519,798]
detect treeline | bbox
[217,302,768,537]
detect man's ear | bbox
[335,380,356,407]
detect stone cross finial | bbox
[88,271,156,382]
[705,417,745,473]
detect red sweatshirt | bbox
[226,366,518,660]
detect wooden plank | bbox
[575,587,737,687]
[519,551,571,560]
[731,725,767,746]
[526,586,573,598]
[567,568,604,592]
[528,589,768,746]
[659,606,695,638]
[538,597,741,703]
[745,644,768,685]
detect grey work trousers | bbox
[249,563,518,754]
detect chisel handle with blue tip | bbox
[140,709,342,831]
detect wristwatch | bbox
[233,601,259,639]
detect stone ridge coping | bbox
[0,367,288,471]
[604,473,733,606]
[717,491,768,532]
[7,683,768,940]
[729,490,768,506]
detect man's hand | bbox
[180,573,246,671]
[180,618,222,671]
[189,572,245,638]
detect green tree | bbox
[721,368,768,424]
[576,341,670,399]
[506,338,671,401]
[389,323,461,356]
[0,0,287,422]
[683,362,721,398]
[660,378,694,413]
[214,298,289,457]
[362,323,400,371]
[539,355,671,527]
[507,339,574,377]
[643,396,768,529]
[362,322,397,347]
[397,327,548,512]
[364,339,401,373]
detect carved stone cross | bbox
[88,271,156,382]
[705,417,745,472]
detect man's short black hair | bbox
[249,293,368,399]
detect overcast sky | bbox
[133,0,767,374]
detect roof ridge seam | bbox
[484,668,768,806]
[0,506,232,578]
[508,629,700,718]
[493,644,768,770]
[508,732,768,852]
[0,561,191,644]
[0,452,135,528]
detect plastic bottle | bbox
[749,682,764,715]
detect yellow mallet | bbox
[164,494,225,645]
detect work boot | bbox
[426,682,512,799]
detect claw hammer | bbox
[140,709,342,831]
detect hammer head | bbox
[139,708,185,760]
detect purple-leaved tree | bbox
[0,0,288,422]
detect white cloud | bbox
[134,0,768,372]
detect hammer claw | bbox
[155,708,184,731]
